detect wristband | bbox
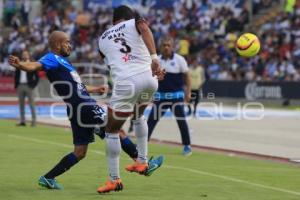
[151,54,158,60]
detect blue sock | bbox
[120,137,138,160]
[44,153,79,179]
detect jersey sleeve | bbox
[38,53,59,71]
[179,56,189,73]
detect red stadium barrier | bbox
[0,77,15,94]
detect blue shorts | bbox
[70,120,95,145]
[69,104,106,145]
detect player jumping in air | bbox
[97,5,165,193]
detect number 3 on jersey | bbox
[114,38,131,54]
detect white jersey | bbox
[98,19,151,82]
[158,53,189,74]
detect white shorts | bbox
[109,70,158,113]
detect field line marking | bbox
[8,134,105,155]
[165,165,300,196]
[6,134,300,196]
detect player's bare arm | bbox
[86,85,108,94]
[136,21,156,55]
[136,20,165,79]
[183,73,191,102]
[8,55,42,72]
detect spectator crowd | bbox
[0,0,300,81]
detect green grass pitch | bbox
[0,119,300,200]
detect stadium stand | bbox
[0,0,299,82]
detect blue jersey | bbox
[38,52,96,106]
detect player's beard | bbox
[61,49,71,57]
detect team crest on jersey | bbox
[77,83,84,90]
[122,54,138,62]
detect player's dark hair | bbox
[113,5,134,23]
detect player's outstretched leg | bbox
[125,115,149,174]
[119,129,138,159]
[38,145,87,189]
[38,176,63,190]
[119,128,164,176]
[120,135,164,176]
[97,124,164,177]
[145,155,164,176]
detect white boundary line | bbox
[165,165,300,196]
[8,134,105,155]
[5,134,300,196]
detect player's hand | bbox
[184,91,191,103]
[151,59,160,76]
[151,59,165,80]
[8,55,21,68]
[156,68,166,81]
[86,85,109,94]
[97,85,109,94]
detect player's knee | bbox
[105,126,118,133]
[118,129,127,139]
[136,130,148,138]
[105,121,118,133]
[74,149,87,160]
[76,152,86,160]
[106,134,121,157]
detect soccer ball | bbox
[235,33,260,57]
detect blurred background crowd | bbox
[0,0,300,82]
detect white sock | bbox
[133,116,148,163]
[105,133,121,180]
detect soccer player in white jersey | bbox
[97,5,164,193]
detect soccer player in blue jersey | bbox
[8,31,163,191]
[9,31,108,189]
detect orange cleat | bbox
[97,179,123,193]
[125,161,148,175]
